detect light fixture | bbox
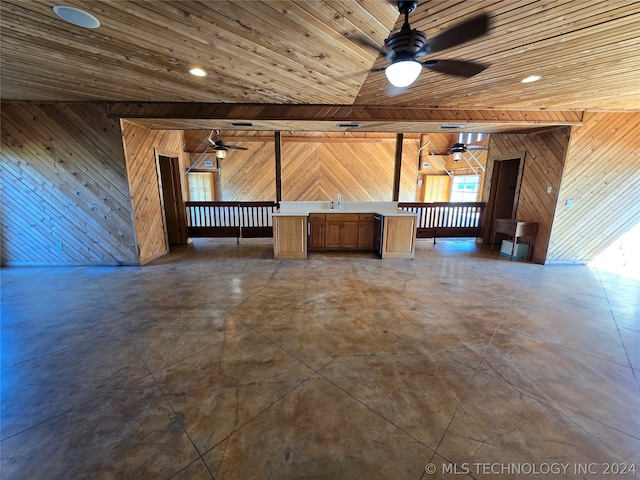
[521,75,542,83]
[215,149,227,159]
[385,60,422,88]
[189,67,207,77]
[53,5,101,28]
[452,151,464,161]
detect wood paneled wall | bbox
[0,104,138,265]
[547,112,640,263]
[189,132,420,202]
[483,127,571,263]
[120,121,185,264]
[282,135,418,202]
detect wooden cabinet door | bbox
[309,221,325,249]
[325,221,342,248]
[273,216,307,259]
[342,221,359,248]
[358,221,375,249]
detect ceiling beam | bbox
[108,103,584,125]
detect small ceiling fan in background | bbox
[208,130,249,159]
[450,133,488,161]
[363,1,490,90]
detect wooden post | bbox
[275,131,282,204]
[392,133,403,201]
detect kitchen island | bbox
[272,201,417,260]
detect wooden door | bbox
[187,172,214,201]
[486,156,524,245]
[423,175,451,202]
[157,155,187,246]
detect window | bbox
[450,174,480,202]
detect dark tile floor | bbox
[1,239,639,479]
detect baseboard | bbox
[1,261,140,267]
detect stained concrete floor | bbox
[1,239,639,479]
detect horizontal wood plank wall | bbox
[120,121,184,264]
[547,112,640,263]
[281,135,418,201]
[483,127,570,263]
[0,103,138,265]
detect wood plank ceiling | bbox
[2,1,639,133]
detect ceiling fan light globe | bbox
[452,151,464,161]
[385,60,422,87]
[215,149,227,159]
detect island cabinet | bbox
[273,215,307,259]
[381,215,417,259]
[308,213,377,252]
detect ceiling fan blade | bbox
[227,145,249,150]
[422,59,488,77]
[350,34,389,56]
[426,13,489,54]
[466,145,488,150]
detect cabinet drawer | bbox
[309,213,325,222]
[359,214,374,221]
[325,213,359,222]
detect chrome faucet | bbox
[336,193,342,210]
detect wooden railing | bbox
[185,201,278,240]
[398,202,486,239]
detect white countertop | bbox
[272,201,418,217]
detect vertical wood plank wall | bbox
[483,127,571,263]
[120,121,185,264]
[0,104,138,265]
[547,112,640,263]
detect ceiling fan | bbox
[450,133,488,161]
[208,130,248,159]
[370,1,490,89]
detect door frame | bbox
[483,151,526,243]
[155,150,188,246]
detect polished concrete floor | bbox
[1,239,639,479]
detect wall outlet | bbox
[204,161,214,167]
[56,242,63,250]
[547,186,553,193]
[566,199,574,207]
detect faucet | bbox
[336,193,342,210]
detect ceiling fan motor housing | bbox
[385,29,429,61]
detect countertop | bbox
[271,201,418,217]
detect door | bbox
[423,175,451,202]
[487,157,524,245]
[187,172,214,201]
[157,155,187,246]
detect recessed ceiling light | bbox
[53,6,101,28]
[521,75,542,83]
[189,67,207,77]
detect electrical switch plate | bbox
[56,242,63,250]
[566,199,574,207]
[547,186,552,193]
[422,162,430,168]
[204,161,214,167]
